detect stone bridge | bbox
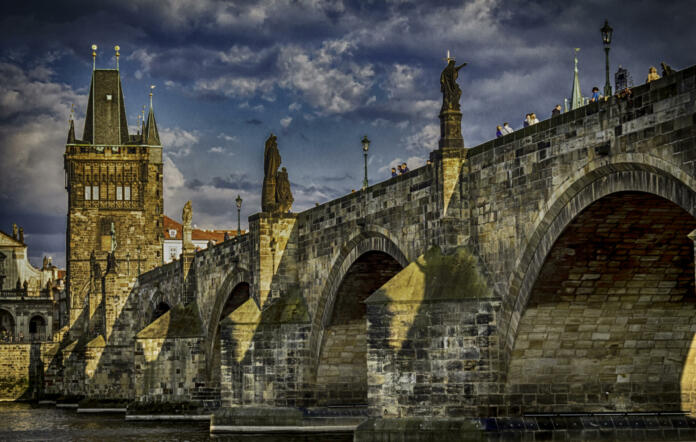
[126,65,696,420]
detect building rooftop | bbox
[163,215,243,242]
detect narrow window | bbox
[85,185,91,201]
[116,186,123,201]
[124,186,131,201]
[92,185,99,201]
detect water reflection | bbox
[0,403,352,442]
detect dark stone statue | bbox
[661,62,675,77]
[18,227,24,244]
[440,58,467,112]
[106,251,117,274]
[90,250,101,278]
[12,224,17,240]
[276,167,294,213]
[262,133,282,212]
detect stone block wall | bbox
[366,299,501,418]
[0,342,58,400]
[219,296,313,408]
[133,336,207,404]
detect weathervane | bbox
[69,103,75,122]
[91,44,97,70]
[149,85,155,108]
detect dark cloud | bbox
[245,118,262,125]
[210,173,259,192]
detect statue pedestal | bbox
[438,109,464,149]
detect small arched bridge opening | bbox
[316,250,404,406]
[211,282,250,387]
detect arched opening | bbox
[507,192,696,413]
[0,309,15,342]
[29,315,46,341]
[152,301,171,322]
[317,250,404,406]
[211,282,250,386]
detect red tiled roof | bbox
[163,215,243,242]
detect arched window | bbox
[0,309,15,341]
[29,315,46,341]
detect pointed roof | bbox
[81,70,129,145]
[67,119,76,144]
[570,49,583,110]
[145,106,160,145]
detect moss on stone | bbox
[222,287,309,325]
[136,302,203,339]
[366,245,493,304]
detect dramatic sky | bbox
[1,0,694,268]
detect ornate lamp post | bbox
[361,135,370,190]
[235,194,243,235]
[601,19,613,97]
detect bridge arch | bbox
[504,156,696,350]
[312,229,408,405]
[204,267,252,380]
[503,157,696,412]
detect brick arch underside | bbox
[204,268,252,380]
[503,163,696,414]
[311,231,408,406]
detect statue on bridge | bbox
[440,53,467,112]
[276,167,293,213]
[262,133,292,213]
[438,51,466,149]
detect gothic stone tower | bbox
[64,67,164,335]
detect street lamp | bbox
[235,194,243,235]
[361,135,370,190]
[601,19,613,97]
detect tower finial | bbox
[149,85,155,109]
[69,103,75,122]
[137,113,141,134]
[114,45,120,70]
[91,44,97,71]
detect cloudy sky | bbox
[1,0,694,268]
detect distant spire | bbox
[67,104,76,144]
[144,85,160,145]
[114,45,120,71]
[570,48,583,110]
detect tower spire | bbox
[91,44,97,71]
[67,104,76,144]
[144,85,160,145]
[114,45,120,71]
[570,48,583,110]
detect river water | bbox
[0,403,352,441]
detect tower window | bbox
[116,186,123,200]
[85,186,91,201]
[92,185,100,201]
[124,186,131,201]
